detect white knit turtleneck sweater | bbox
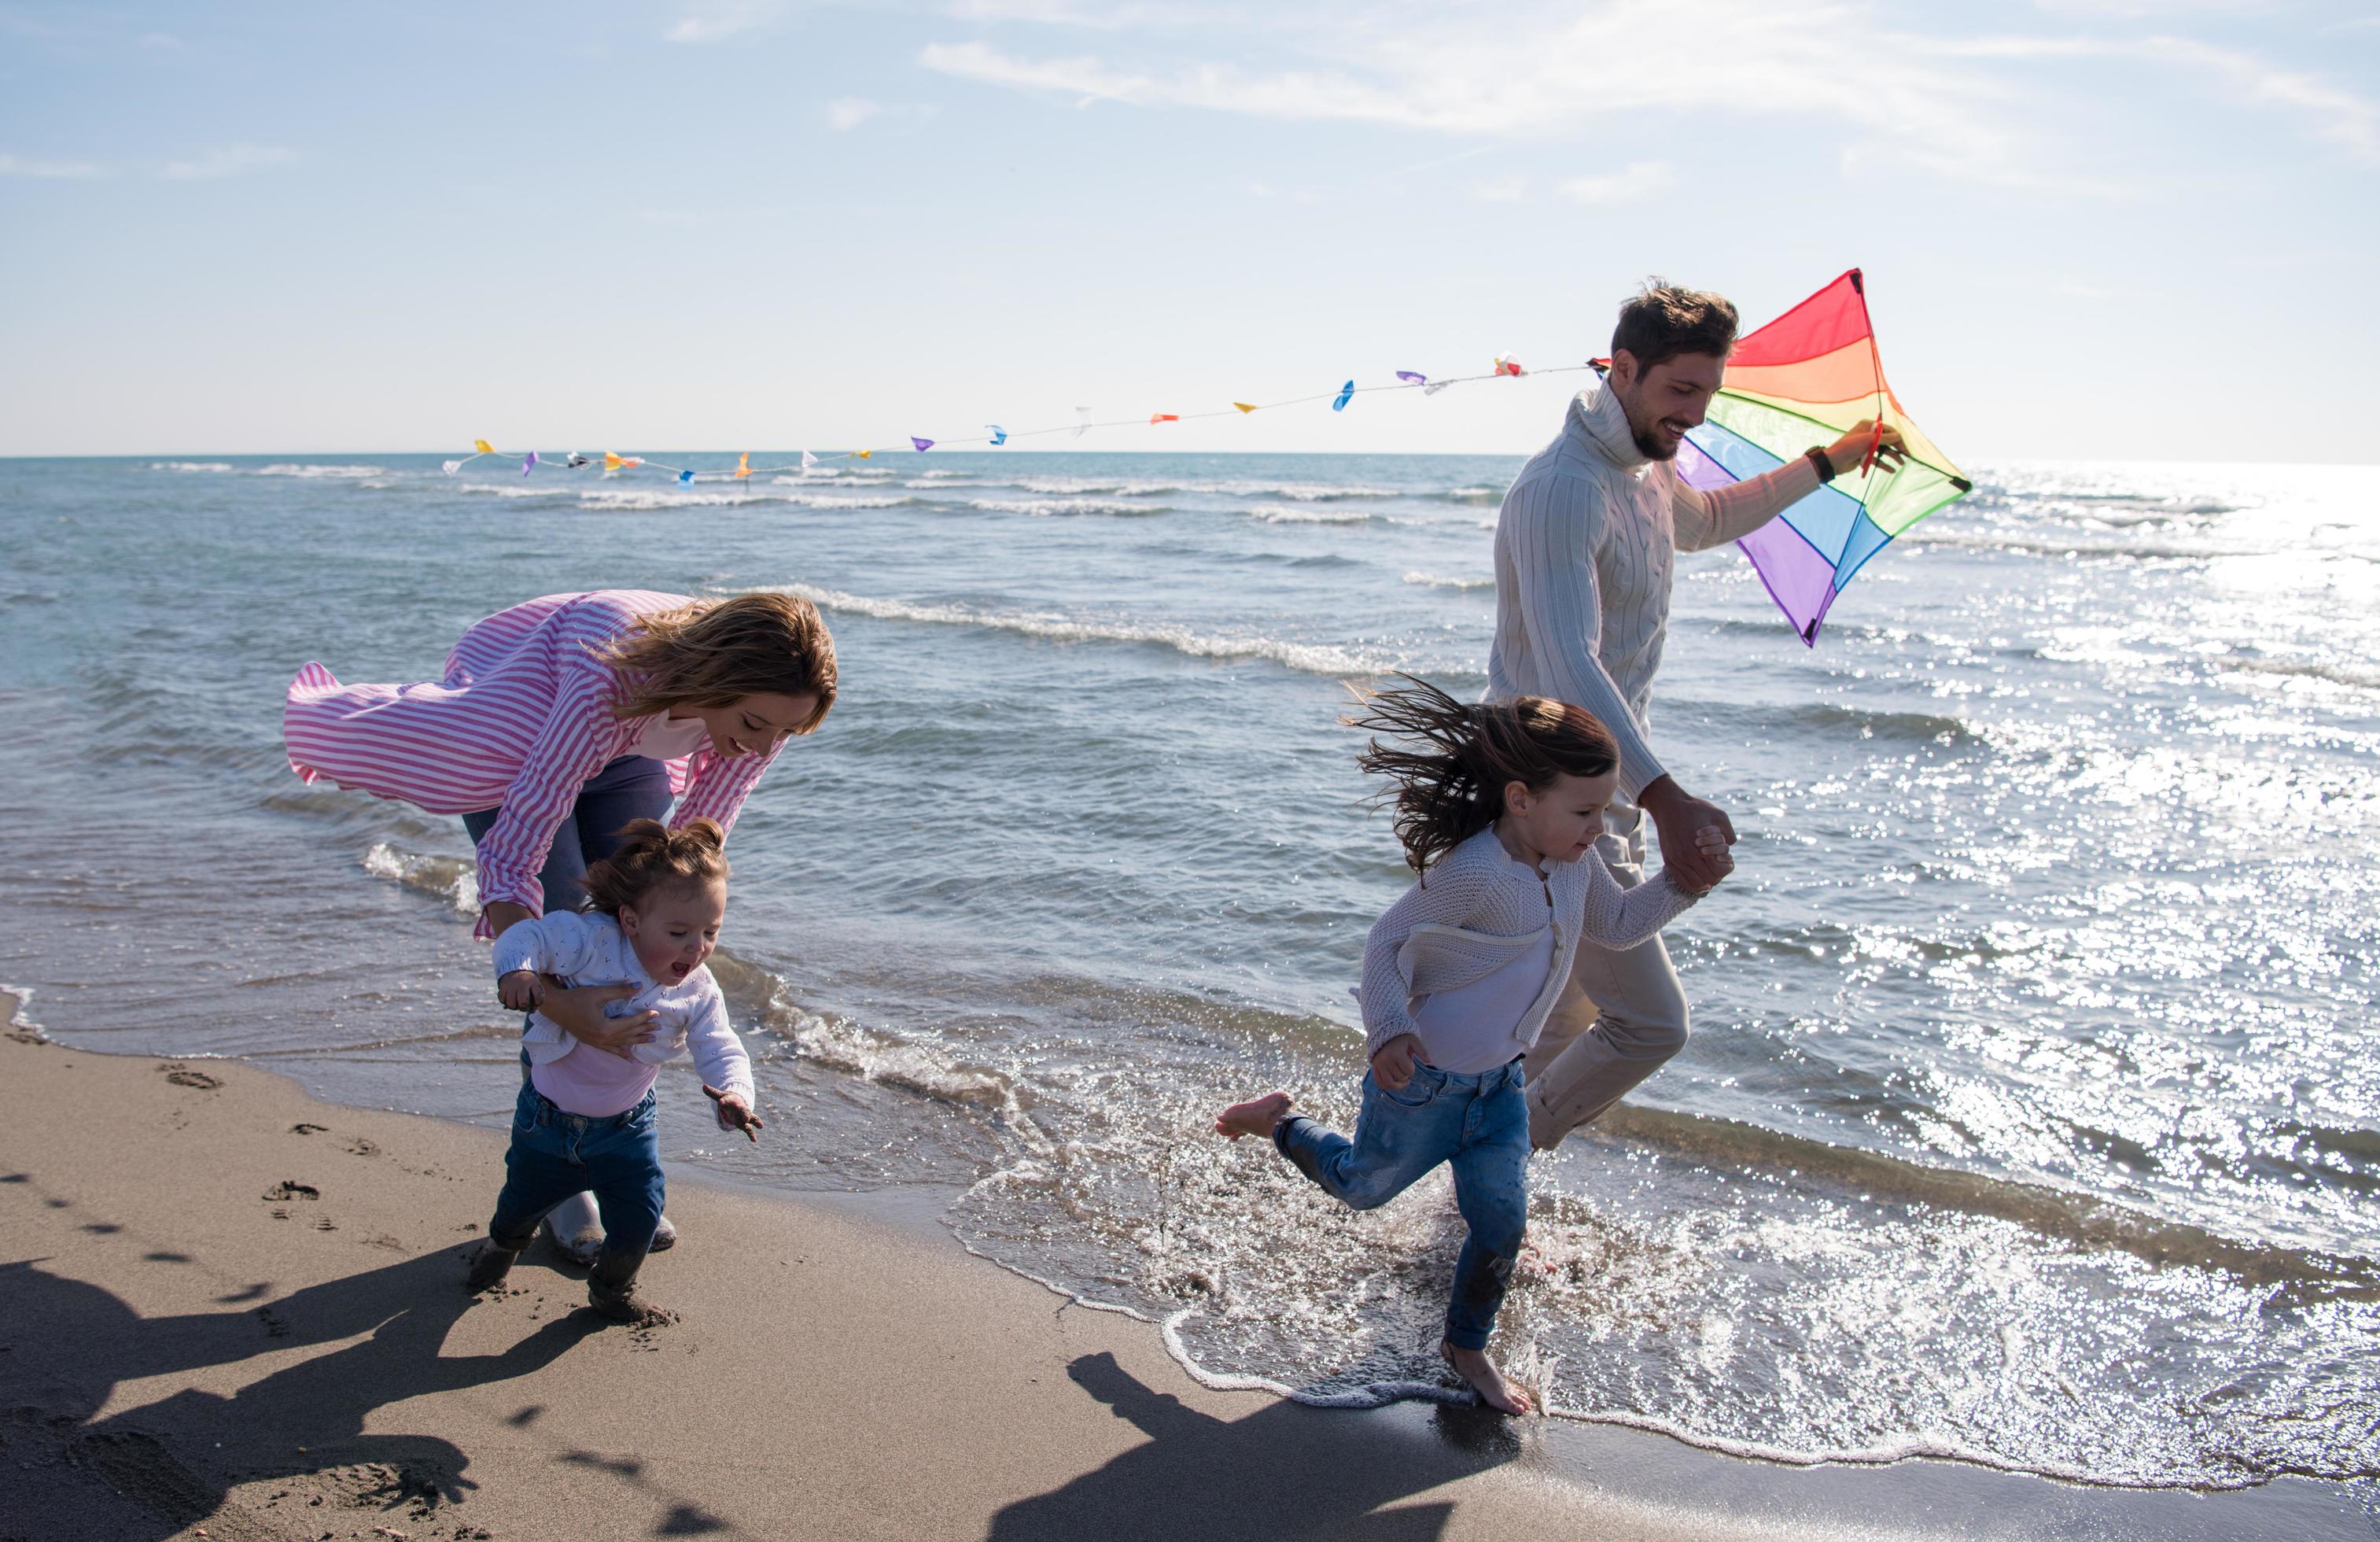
[1489,374,1824,799]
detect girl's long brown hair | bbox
[580,817,730,914]
[1348,675,1619,876]
[599,592,838,730]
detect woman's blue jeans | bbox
[1273,1058,1530,1352]
[462,754,674,915]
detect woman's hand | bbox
[535,982,659,1060]
[483,900,536,939]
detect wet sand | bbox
[1,1005,2365,1541]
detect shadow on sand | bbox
[987,1352,1523,1541]
[2,1249,598,1538]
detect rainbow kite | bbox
[1674,269,1969,644]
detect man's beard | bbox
[1630,421,1678,461]
[1616,386,1679,460]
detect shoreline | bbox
[2,1000,2369,1540]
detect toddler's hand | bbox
[1695,824,1734,880]
[1673,827,1736,895]
[497,970,543,1012]
[1370,1034,1424,1093]
[705,1084,764,1143]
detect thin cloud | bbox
[827,97,882,131]
[160,144,296,180]
[2138,35,2378,164]
[0,151,108,179]
[918,4,2070,190]
[1471,172,1527,201]
[1932,31,2378,165]
[1560,160,1671,203]
[922,2,2380,186]
[666,0,786,42]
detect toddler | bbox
[466,817,761,1323]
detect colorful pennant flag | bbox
[567,452,591,468]
[604,452,646,472]
[1150,412,1178,424]
[1396,371,1427,385]
[735,452,752,479]
[473,439,495,455]
[521,452,538,476]
[855,449,872,459]
[986,426,1008,445]
[1233,402,1258,414]
[1424,381,1453,396]
[1494,354,1524,377]
[441,460,461,475]
[1332,380,1355,411]
[801,450,818,470]
[912,437,934,452]
[678,469,694,485]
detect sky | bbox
[2,1,2375,460]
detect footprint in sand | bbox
[262,1180,321,1202]
[159,1064,223,1090]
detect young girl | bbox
[466,818,762,1326]
[1215,679,1730,1414]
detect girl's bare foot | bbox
[1442,1341,1533,1415]
[1214,1090,1293,1140]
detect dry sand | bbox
[1,1004,2367,1541]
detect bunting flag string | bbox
[439,353,1607,483]
[424,274,1962,640]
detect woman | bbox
[285,588,836,1260]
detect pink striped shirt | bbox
[283,589,786,935]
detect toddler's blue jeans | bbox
[1274,1057,1529,1352]
[487,1081,665,1263]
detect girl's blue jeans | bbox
[1273,1057,1529,1352]
[486,1080,666,1263]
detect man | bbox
[1491,280,1903,1149]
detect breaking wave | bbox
[743,584,1394,677]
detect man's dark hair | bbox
[1611,279,1739,371]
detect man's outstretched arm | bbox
[1671,419,1908,552]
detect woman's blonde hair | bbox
[580,818,730,914]
[599,592,838,730]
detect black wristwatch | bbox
[1804,446,1836,483]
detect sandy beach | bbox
[0,1003,2363,1542]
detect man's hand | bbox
[497,969,543,1013]
[536,983,659,1060]
[1370,1033,1424,1093]
[1824,418,1907,478]
[1639,775,1737,894]
[705,1085,764,1142]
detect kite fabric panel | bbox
[1674,269,1971,644]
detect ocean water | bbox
[1,449,2373,1494]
